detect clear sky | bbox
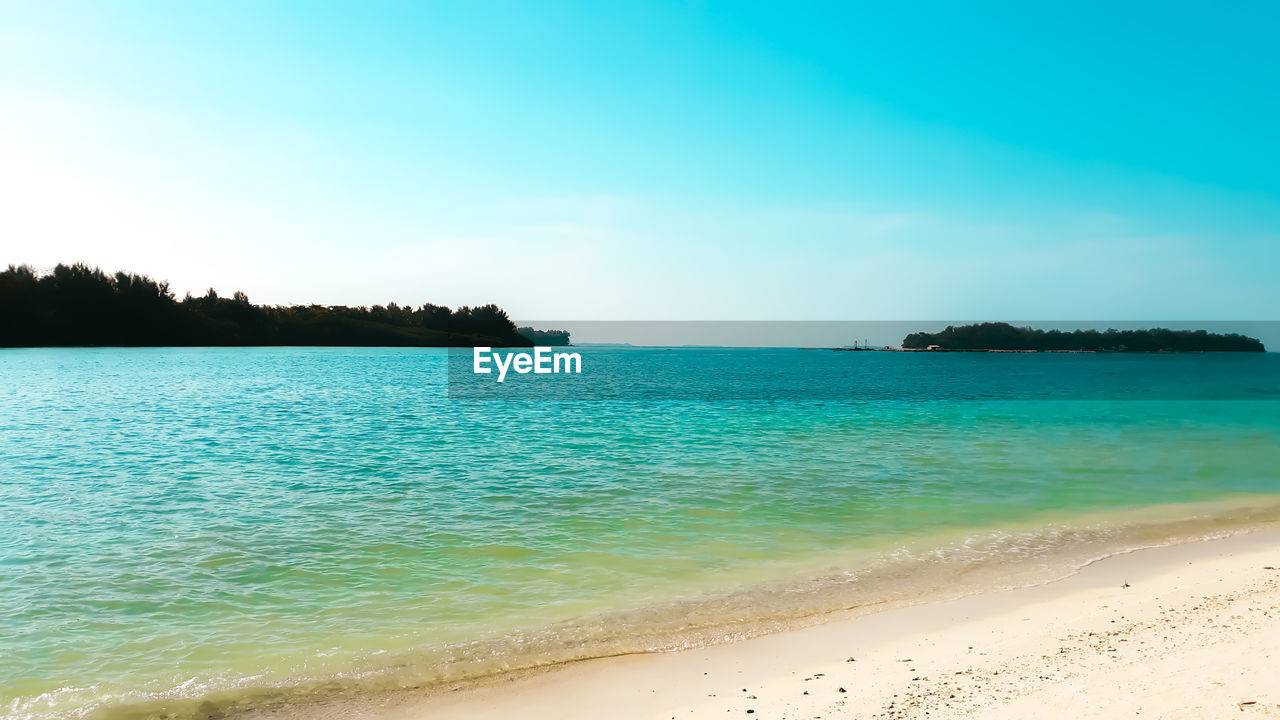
[2,1,1278,320]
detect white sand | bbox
[378,529,1280,720]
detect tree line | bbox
[902,322,1264,352]
[0,264,537,347]
[515,327,571,346]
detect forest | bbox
[902,322,1265,352]
[0,264,537,347]
[515,327,571,346]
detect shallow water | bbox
[2,348,1278,719]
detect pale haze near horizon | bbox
[2,2,1278,320]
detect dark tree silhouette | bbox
[902,322,1264,352]
[516,327,571,345]
[0,264,532,347]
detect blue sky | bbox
[2,1,1278,319]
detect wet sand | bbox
[368,529,1280,720]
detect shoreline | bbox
[257,526,1280,720]
[30,498,1280,720]
[835,347,1266,353]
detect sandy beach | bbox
[324,528,1280,720]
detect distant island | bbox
[0,264,540,347]
[516,327,571,346]
[902,322,1265,352]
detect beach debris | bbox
[1122,581,1131,588]
[846,657,856,662]
[1264,566,1276,570]
[838,687,847,693]
[1238,700,1257,710]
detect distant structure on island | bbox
[834,339,881,351]
[0,263,534,347]
[901,322,1264,353]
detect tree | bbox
[0,264,532,348]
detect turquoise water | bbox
[2,347,1279,719]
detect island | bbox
[516,327,572,346]
[0,263,539,347]
[902,322,1265,352]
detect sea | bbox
[2,347,1278,719]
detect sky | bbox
[2,0,1278,321]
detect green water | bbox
[1,347,1278,719]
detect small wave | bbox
[18,494,1280,720]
